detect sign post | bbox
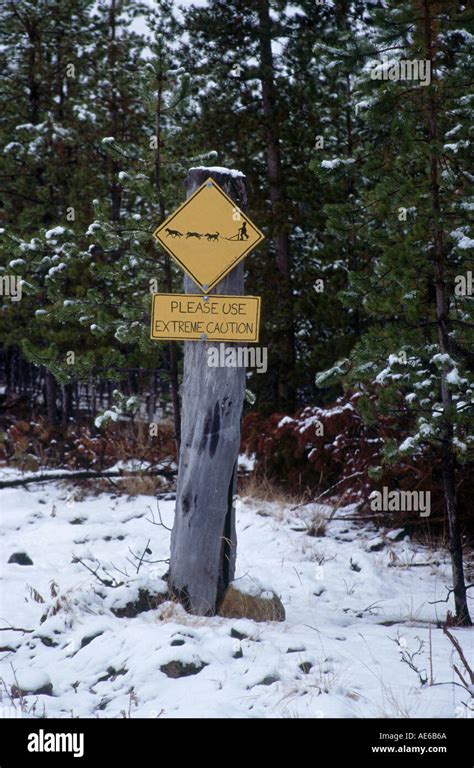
[151,167,264,615]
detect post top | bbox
[188,166,245,179]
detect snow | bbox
[188,166,245,178]
[450,228,474,250]
[86,222,102,236]
[46,263,66,278]
[446,368,461,385]
[45,227,66,240]
[321,158,342,170]
[0,474,472,719]
[399,436,415,452]
[321,158,355,170]
[14,669,51,694]
[238,453,255,473]
[94,410,119,428]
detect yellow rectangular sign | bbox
[150,294,261,342]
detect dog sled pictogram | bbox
[153,177,265,292]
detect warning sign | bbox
[150,294,261,342]
[152,178,264,292]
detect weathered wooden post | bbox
[168,168,248,615]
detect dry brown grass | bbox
[113,474,167,497]
[238,473,308,507]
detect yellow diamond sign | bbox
[153,177,264,292]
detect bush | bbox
[241,393,473,531]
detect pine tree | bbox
[179,0,300,411]
[318,0,473,625]
[0,0,101,422]
[1,0,198,441]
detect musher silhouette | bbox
[238,221,249,240]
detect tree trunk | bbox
[422,0,471,625]
[154,70,181,454]
[61,383,73,426]
[45,369,57,426]
[169,168,247,615]
[108,0,121,222]
[165,257,182,454]
[257,0,295,412]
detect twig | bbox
[289,472,364,511]
[146,500,172,531]
[443,626,474,686]
[429,584,474,605]
[127,539,151,575]
[453,664,469,688]
[72,554,123,588]
[392,634,428,686]
[429,624,434,686]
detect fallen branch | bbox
[389,561,441,568]
[0,467,176,490]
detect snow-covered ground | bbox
[0,472,472,719]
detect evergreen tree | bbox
[317,0,473,625]
[0,0,100,421]
[1,0,199,442]
[179,0,299,411]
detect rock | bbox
[97,667,127,683]
[366,537,385,552]
[218,581,285,622]
[11,670,52,697]
[299,661,313,674]
[232,639,243,659]
[160,660,207,679]
[230,627,249,641]
[170,638,185,647]
[386,528,407,542]
[80,630,104,649]
[36,635,58,648]
[8,552,33,566]
[111,588,167,618]
[255,674,279,687]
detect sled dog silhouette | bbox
[165,228,182,238]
